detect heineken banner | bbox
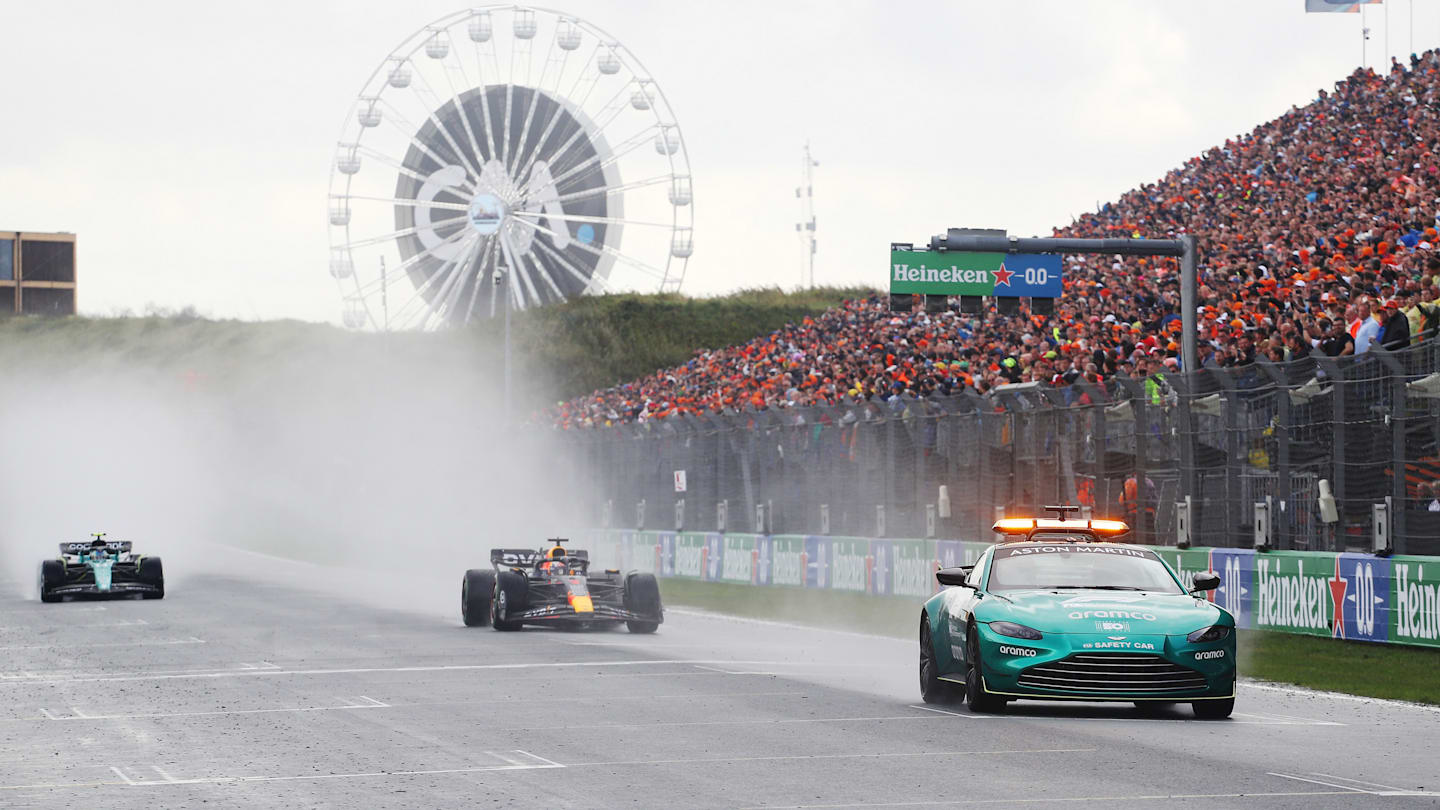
[889,249,1063,298]
[590,529,1440,649]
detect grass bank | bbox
[658,578,1440,705]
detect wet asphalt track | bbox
[1,563,1438,809]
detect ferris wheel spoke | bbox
[355,144,472,192]
[427,235,485,328]
[343,220,463,251]
[389,233,478,329]
[439,58,491,172]
[544,124,659,196]
[496,231,539,311]
[524,247,567,301]
[348,227,471,298]
[469,47,502,170]
[521,218,667,283]
[335,194,469,212]
[507,79,549,180]
[546,173,672,205]
[408,66,487,181]
[375,100,472,180]
[532,236,615,294]
[510,209,674,229]
[505,80,625,200]
[509,99,573,198]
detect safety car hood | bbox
[978,590,1227,635]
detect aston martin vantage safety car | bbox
[460,538,663,633]
[38,534,165,602]
[919,508,1235,718]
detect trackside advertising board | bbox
[589,530,1440,649]
[889,249,1063,298]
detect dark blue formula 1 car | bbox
[461,538,661,633]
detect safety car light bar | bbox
[990,517,1131,535]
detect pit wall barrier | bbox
[589,530,1440,650]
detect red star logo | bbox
[1328,557,1348,639]
[992,264,1014,286]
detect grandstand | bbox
[555,52,1440,430]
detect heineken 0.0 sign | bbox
[889,249,1062,298]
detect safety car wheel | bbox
[39,560,64,603]
[461,569,494,627]
[1192,698,1234,720]
[965,622,1005,713]
[624,572,662,634]
[919,616,958,704]
[491,571,527,631]
[139,557,165,599]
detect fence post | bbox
[1114,375,1148,542]
[1256,359,1293,550]
[1314,357,1345,552]
[1371,347,1409,554]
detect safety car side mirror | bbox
[935,567,970,587]
[1190,571,1220,593]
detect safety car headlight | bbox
[1186,625,1231,644]
[989,621,1043,640]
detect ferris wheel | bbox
[327,6,694,330]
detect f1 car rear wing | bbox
[60,541,132,555]
[491,549,545,567]
[490,548,592,568]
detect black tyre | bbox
[965,623,1006,713]
[919,616,959,704]
[491,571,527,631]
[38,560,64,603]
[1192,698,1235,720]
[462,569,494,627]
[138,556,165,599]
[624,572,662,634]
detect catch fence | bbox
[569,340,1440,555]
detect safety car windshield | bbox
[987,545,1182,594]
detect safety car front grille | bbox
[1016,653,1207,694]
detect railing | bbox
[570,339,1440,555]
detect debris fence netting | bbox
[570,341,1440,555]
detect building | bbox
[0,231,77,316]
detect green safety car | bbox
[919,508,1236,719]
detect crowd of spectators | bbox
[555,51,1440,429]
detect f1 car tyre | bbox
[623,572,661,634]
[1192,697,1235,720]
[965,622,1006,713]
[462,569,494,627]
[919,616,959,704]
[491,571,528,631]
[38,560,64,603]
[138,556,165,599]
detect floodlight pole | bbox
[928,229,1198,374]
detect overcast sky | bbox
[3,0,1436,323]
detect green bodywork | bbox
[922,542,1236,703]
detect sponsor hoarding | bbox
[587,531,1439,648]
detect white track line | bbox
[36,697,391,721]
[738,790,1365,808]
[88,751,564,787]
[1239,680,1440,714]
[0,658,805,686]
[0,637,203,652]
[1268,772,1371,792]
[567,748,1095,768]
